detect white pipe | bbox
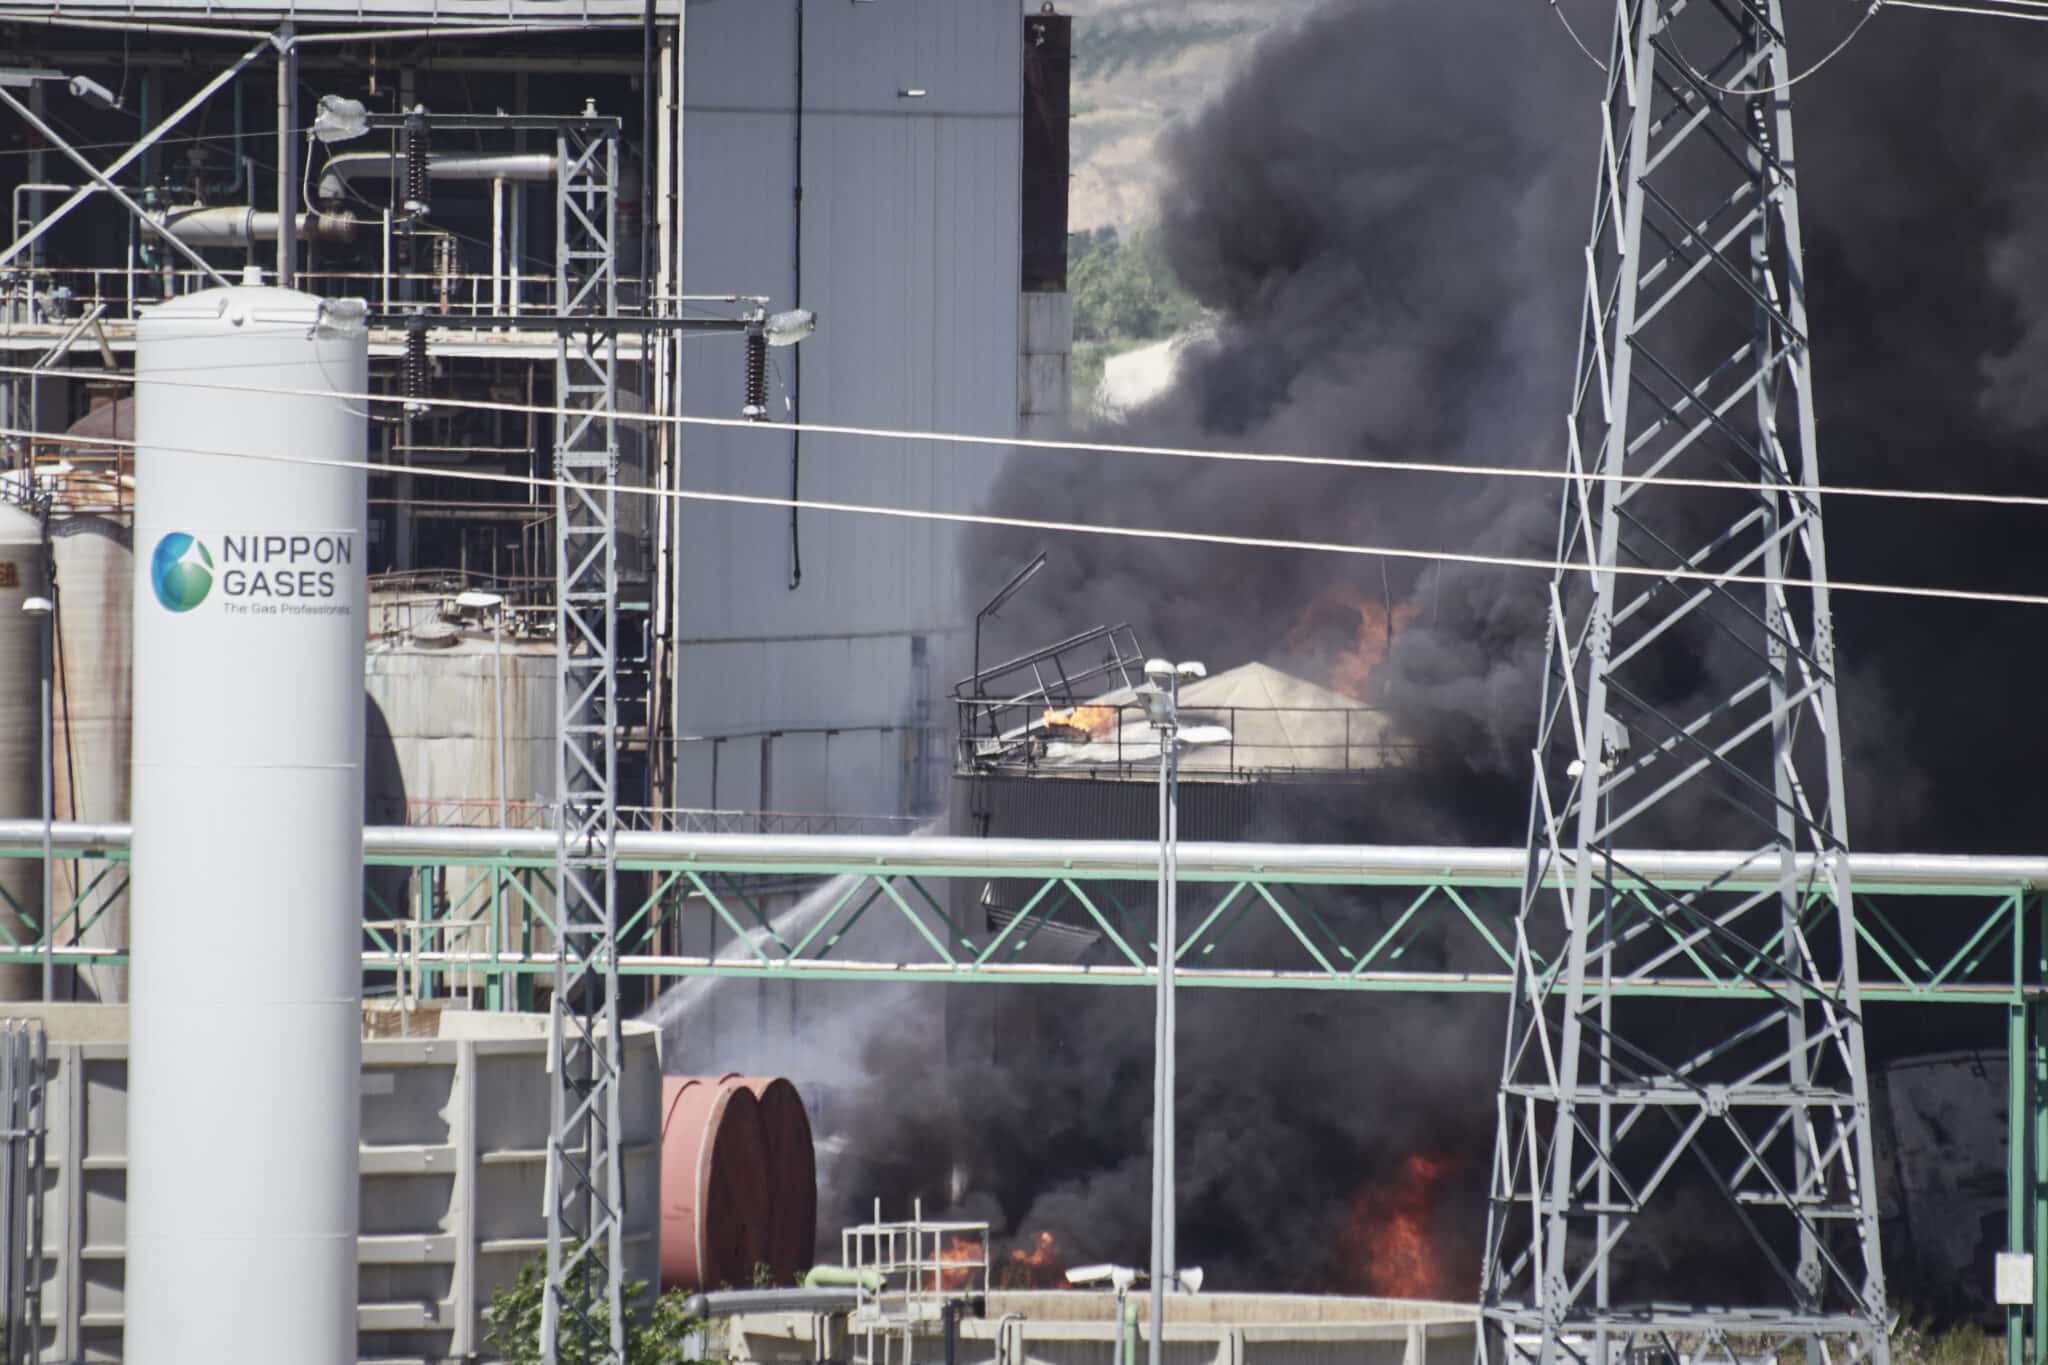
[0,820,2045,890]
[491,178,505,318]
[317,151,557,206]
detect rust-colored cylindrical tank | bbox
[738,1076,818,1284]
[659,1075,769,1291]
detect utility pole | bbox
[1478,5,1889,1365]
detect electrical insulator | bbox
[403,314,429,413]
[403,106,430,220]
[742,330,768,421]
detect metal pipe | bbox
[0,86,232,290]
[1163,697,1179,1279]
[681,1287,859,1316]
[800,1265,881,1291]
[10,185,74,258]
[0,37,275,272]
[2,821,2048,891]
[290,20,644,44]
[35,607,51,1003]
[160,207,357,247]
[316,151,557,205]
[1147,723,1168,1365]
[493,607,509,829]
[276,21,296,285]
[1,15,274,39]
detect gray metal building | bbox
[672,0,1043,824]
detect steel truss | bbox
[1481,4,1885,1364]
[0,825,2045,1343]
[547,113,626,1365]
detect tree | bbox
[482,1260,709,1365]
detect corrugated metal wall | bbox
[676,0,1022,819]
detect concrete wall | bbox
[710,1293,1478,1365]
[13,1004,660,1364]
[674,0,1024,820]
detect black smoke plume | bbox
[819,0,2048,1302]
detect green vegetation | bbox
[1889,1317,2002,1365]
[1067,227,1205,414]
[483,1260,709,1365]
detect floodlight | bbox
[1137,683,1173,727]
[1176,1267,1205,1294]
[67,76,119,111]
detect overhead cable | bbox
[8,357,2048,517]
[19,422,2048,613]
[1664,1,1884,97]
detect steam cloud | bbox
[744,0,2048,1301]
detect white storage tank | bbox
[0,502,46,1001]
[50,396,137,1005]
[49,515,132,1004]
[130,285,368,1365]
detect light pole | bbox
[21,595,52,1002]
[1139,657,1204,1365]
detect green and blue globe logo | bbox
[150,532,214,612]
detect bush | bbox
[1067,228,1202,344]
[482,1258,709,1365]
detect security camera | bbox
[1144,658,1175,688]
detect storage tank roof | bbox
[0,499,39,544]
[141,285,366,337]
[1037,661,1395,776]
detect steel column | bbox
[543,112,627,1365]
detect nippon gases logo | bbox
[150,533,213,612]
[149,531,356,618]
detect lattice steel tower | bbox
[544,109,628,1365]
[1479,4,1888,1363]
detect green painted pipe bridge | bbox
[4,820,2047,1336]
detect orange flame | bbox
[1000,1230,1062,1288]
[1339,1154,1452,1299]
[1284,581,1420,702]
[936,1233,981,1292]
[1040,704,1120,738]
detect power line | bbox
[1883,0,2048,19]
[7,357,2048,518]
[1663,0,1883,97]
[19,421,2048,612]
[1545,1,1608,70]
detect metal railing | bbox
[397,799,926,837]
[957,697,1420,780]
[955,623,1151,758]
